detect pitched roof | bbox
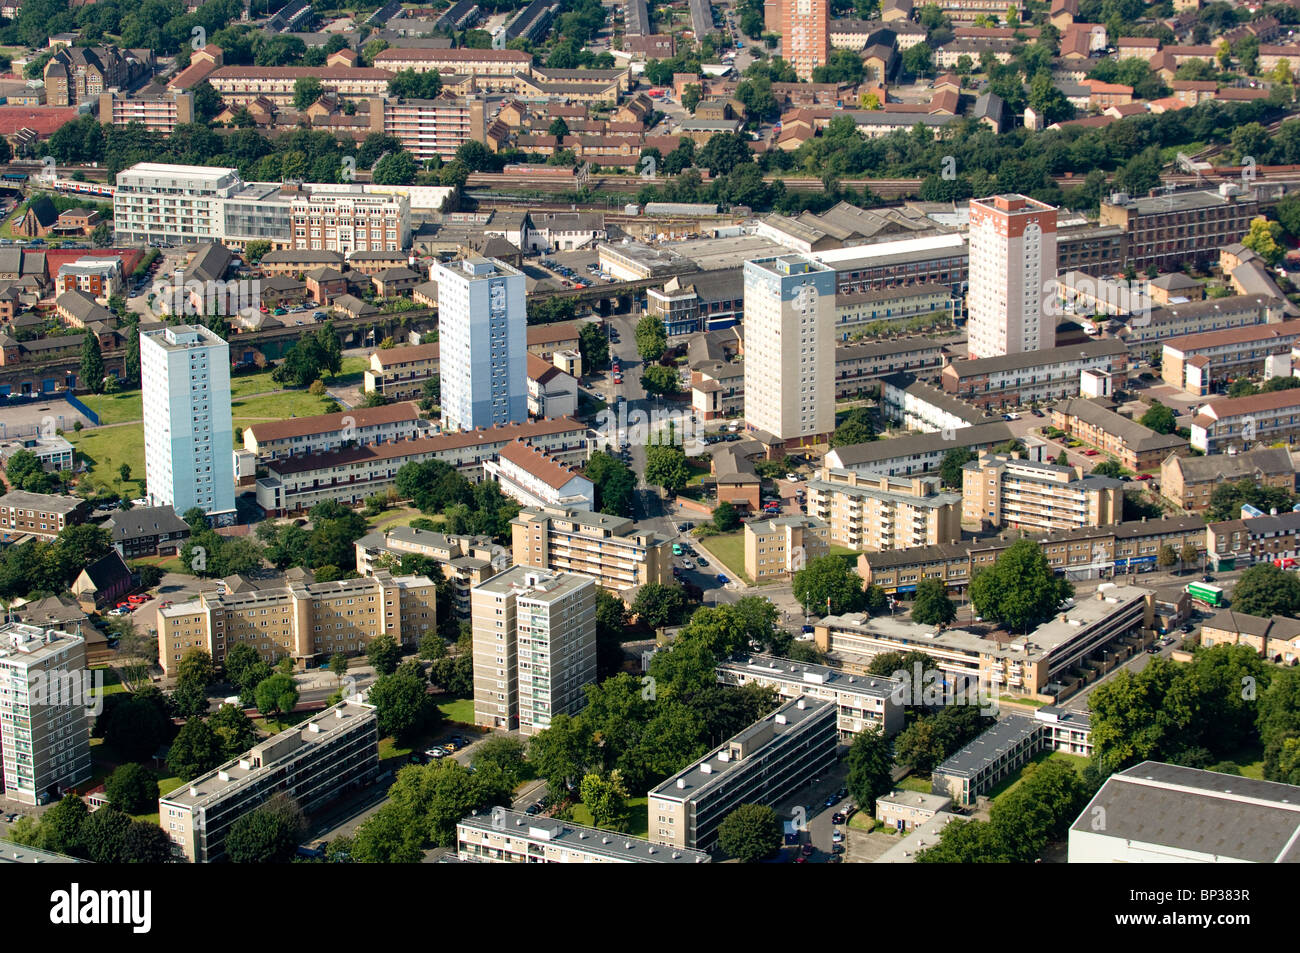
[1053,397,1188,453]
[79,549,132,590]
[247,400,422,443]
[1168,447,1294,482]
[495,439,584,490]
[101,505,190,541]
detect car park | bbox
[824,794,837,807]
[426,747,446,759]
[832,829,844,843]
[680,559,694,570]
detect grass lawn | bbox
[988,750,1090,802]
[572,797,649,839]
[231,389,333,428]
[848,812,880,832]
[896,774,933,794]
[379,736,414,766]
[684,460,711,486]
[1220,743,1266,780]
[367,507,440,532]
[827,544,858,559]
[69,423,146,498]
[251,710,312,734]
[699,531,752,584]
[78,390,144,425]
[90,665,126,699]
[435,695,474,724]
[131,553,186,574]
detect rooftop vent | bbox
[218,770,230,782]
[676,778,686,789]
[700,763,713,774]
[775,714,787,724]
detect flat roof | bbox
[813,233,966,266]
[473,564,592,602]
[648,696,835,803]
[717,652,899,699]
[458,808,711,863]
[121,162,238,179]
[159,700,376,810]
[1071,760,1300,862]
[935,713,1038,779]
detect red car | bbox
[115,601,131,610]
[1136,473,1153,481]
[1083,449,1099,456]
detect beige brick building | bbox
[511,505,672,592]
[805,469,961,552]
[962,452,1123,533]
[744,515,830,581]
[157,571,436,676]
[1160,448,1295,513]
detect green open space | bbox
[78,390,144,425]
[572,797,649,838]
[988,750,1090,802]
[896,774,933,794]
[231,389,334,428]
[435,695,474,725]
[69,423,145,498]
[698,531,753,584]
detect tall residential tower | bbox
[140,324,236,525]
[432,257,527,432]
[966,194,1058,360]
[782,0,830,81]
[743,254,836,448]
[471,566,596,735]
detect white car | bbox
[680,559,694,570]
[786,473,800,482]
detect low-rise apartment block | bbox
[744,515,830,580]
[1161,320,1300,395]
[716,653,905,739]
[1118,294,1276,361]
[1068,762,1300,863]
[1199,609,1300,664]
[255,416,589,514]
[511,505,672,592]
[832,338,948,399]
[242,401,427,460]
[876,790,952,832]
[647,696,839,851]
[484,440,595,511]
[962,452,1122,533]
[55,257,125,299]
[940,339,1130,409]
[471,566,597,735]
[1207,509,1300,567]
[932,706,1093,805]
[0,623,91,806]
[1050,397,1189,471]
[1160,448,1296,512]
[0,490,89,542]
[159,700,378,862]
[1190,388,1300,453]
[372,95,488,160]
[880,373,993,434]
[806,468,961,552]
[817,584,1153,699]
[158,571,437,676]
[823,421,1015,479]
[858,515,1209,593]
[98,86,194,135]
[457,808,711,863]
[834,283,955,339]
[354,526,506,617]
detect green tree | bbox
[80,805,132,863]
[830,406,876,448]
[631,583,689,628]
[580,770,631,831]
[712,500,740,532]
[645,443,689,495]
[635,314,667,363]
[578,322,609,372]
[329,652,349,686]
[80,332,105,394]
[1232,563,1300,617]
[173,648,214,719]
[548,117,570,138]
[254,672,299,727]
[167,714,223,781]
[1157,544,1178,570]
[846,727,894,814]
[939,447,975,488]
[366,634,403,676]
[292,76,324,109]
[1139,401,1177,434]
[472,735,529,788]
[1091,459,1124,478]
[717,803,782,862]
[640,364,680,397]
[373,150,418,185]
[1242,216,1286,266]
[969,539,1072,633]
[910,577,956,626]
[225,793,306,863]
[793,555,865,615]
[209,703,259,758]
[103,762,159,814]
[368,662,438,740]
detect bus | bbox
[1185,582,1224,607]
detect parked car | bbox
[716,574,729,585]
[832,812,846,824]
[1083,448,1099,456]
[526,801,544,816]
[832,829,844,843]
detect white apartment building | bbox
[966,194,1058,360]
[114,162,411,252]
[471,566,597,736]
[742,254,836,447]
[0,623,91,806]
[482,440,595,510]
[433,257,528,432]
[140,325,235,525]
